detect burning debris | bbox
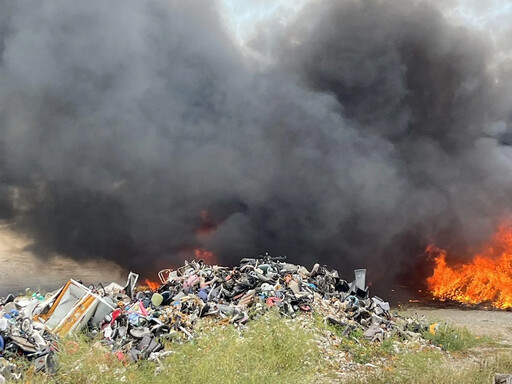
[0,255,442,381]
[427,222,512,309]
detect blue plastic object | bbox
[198,289,209,302]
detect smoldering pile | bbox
[0,256,436,381]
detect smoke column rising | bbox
[0,0,511,284]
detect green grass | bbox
[421,323,487,351]
[336,331,399,364]
[23,312,320,384]
[9,312,508,384]
[350,350,512,384]
[346,319,504,384]
[316,316,401,364]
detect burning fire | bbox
[144,279,160,291]
[427,223,512,309]
[193,209,218,264]
[194,248,217,264]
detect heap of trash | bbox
[0,254,431,381]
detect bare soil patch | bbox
[400,306,512,344]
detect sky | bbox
[221,0,512,60]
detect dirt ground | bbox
[400,306,512,344]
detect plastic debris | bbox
[0,254,435,380]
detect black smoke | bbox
[1,0,511,284]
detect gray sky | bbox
[221,0,512,49]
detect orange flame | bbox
[144,279,160,291]
[427,223,512,309]
[194,248,217,264]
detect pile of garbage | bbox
[0,254,430,381]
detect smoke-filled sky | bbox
[1,0,511,284]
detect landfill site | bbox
[1,245,512,383]
[2,0,512,383]
[0,254,461,382]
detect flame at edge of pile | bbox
[426,223,512,309]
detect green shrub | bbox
[422,324,482,351]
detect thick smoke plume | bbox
[1,0,511,285]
